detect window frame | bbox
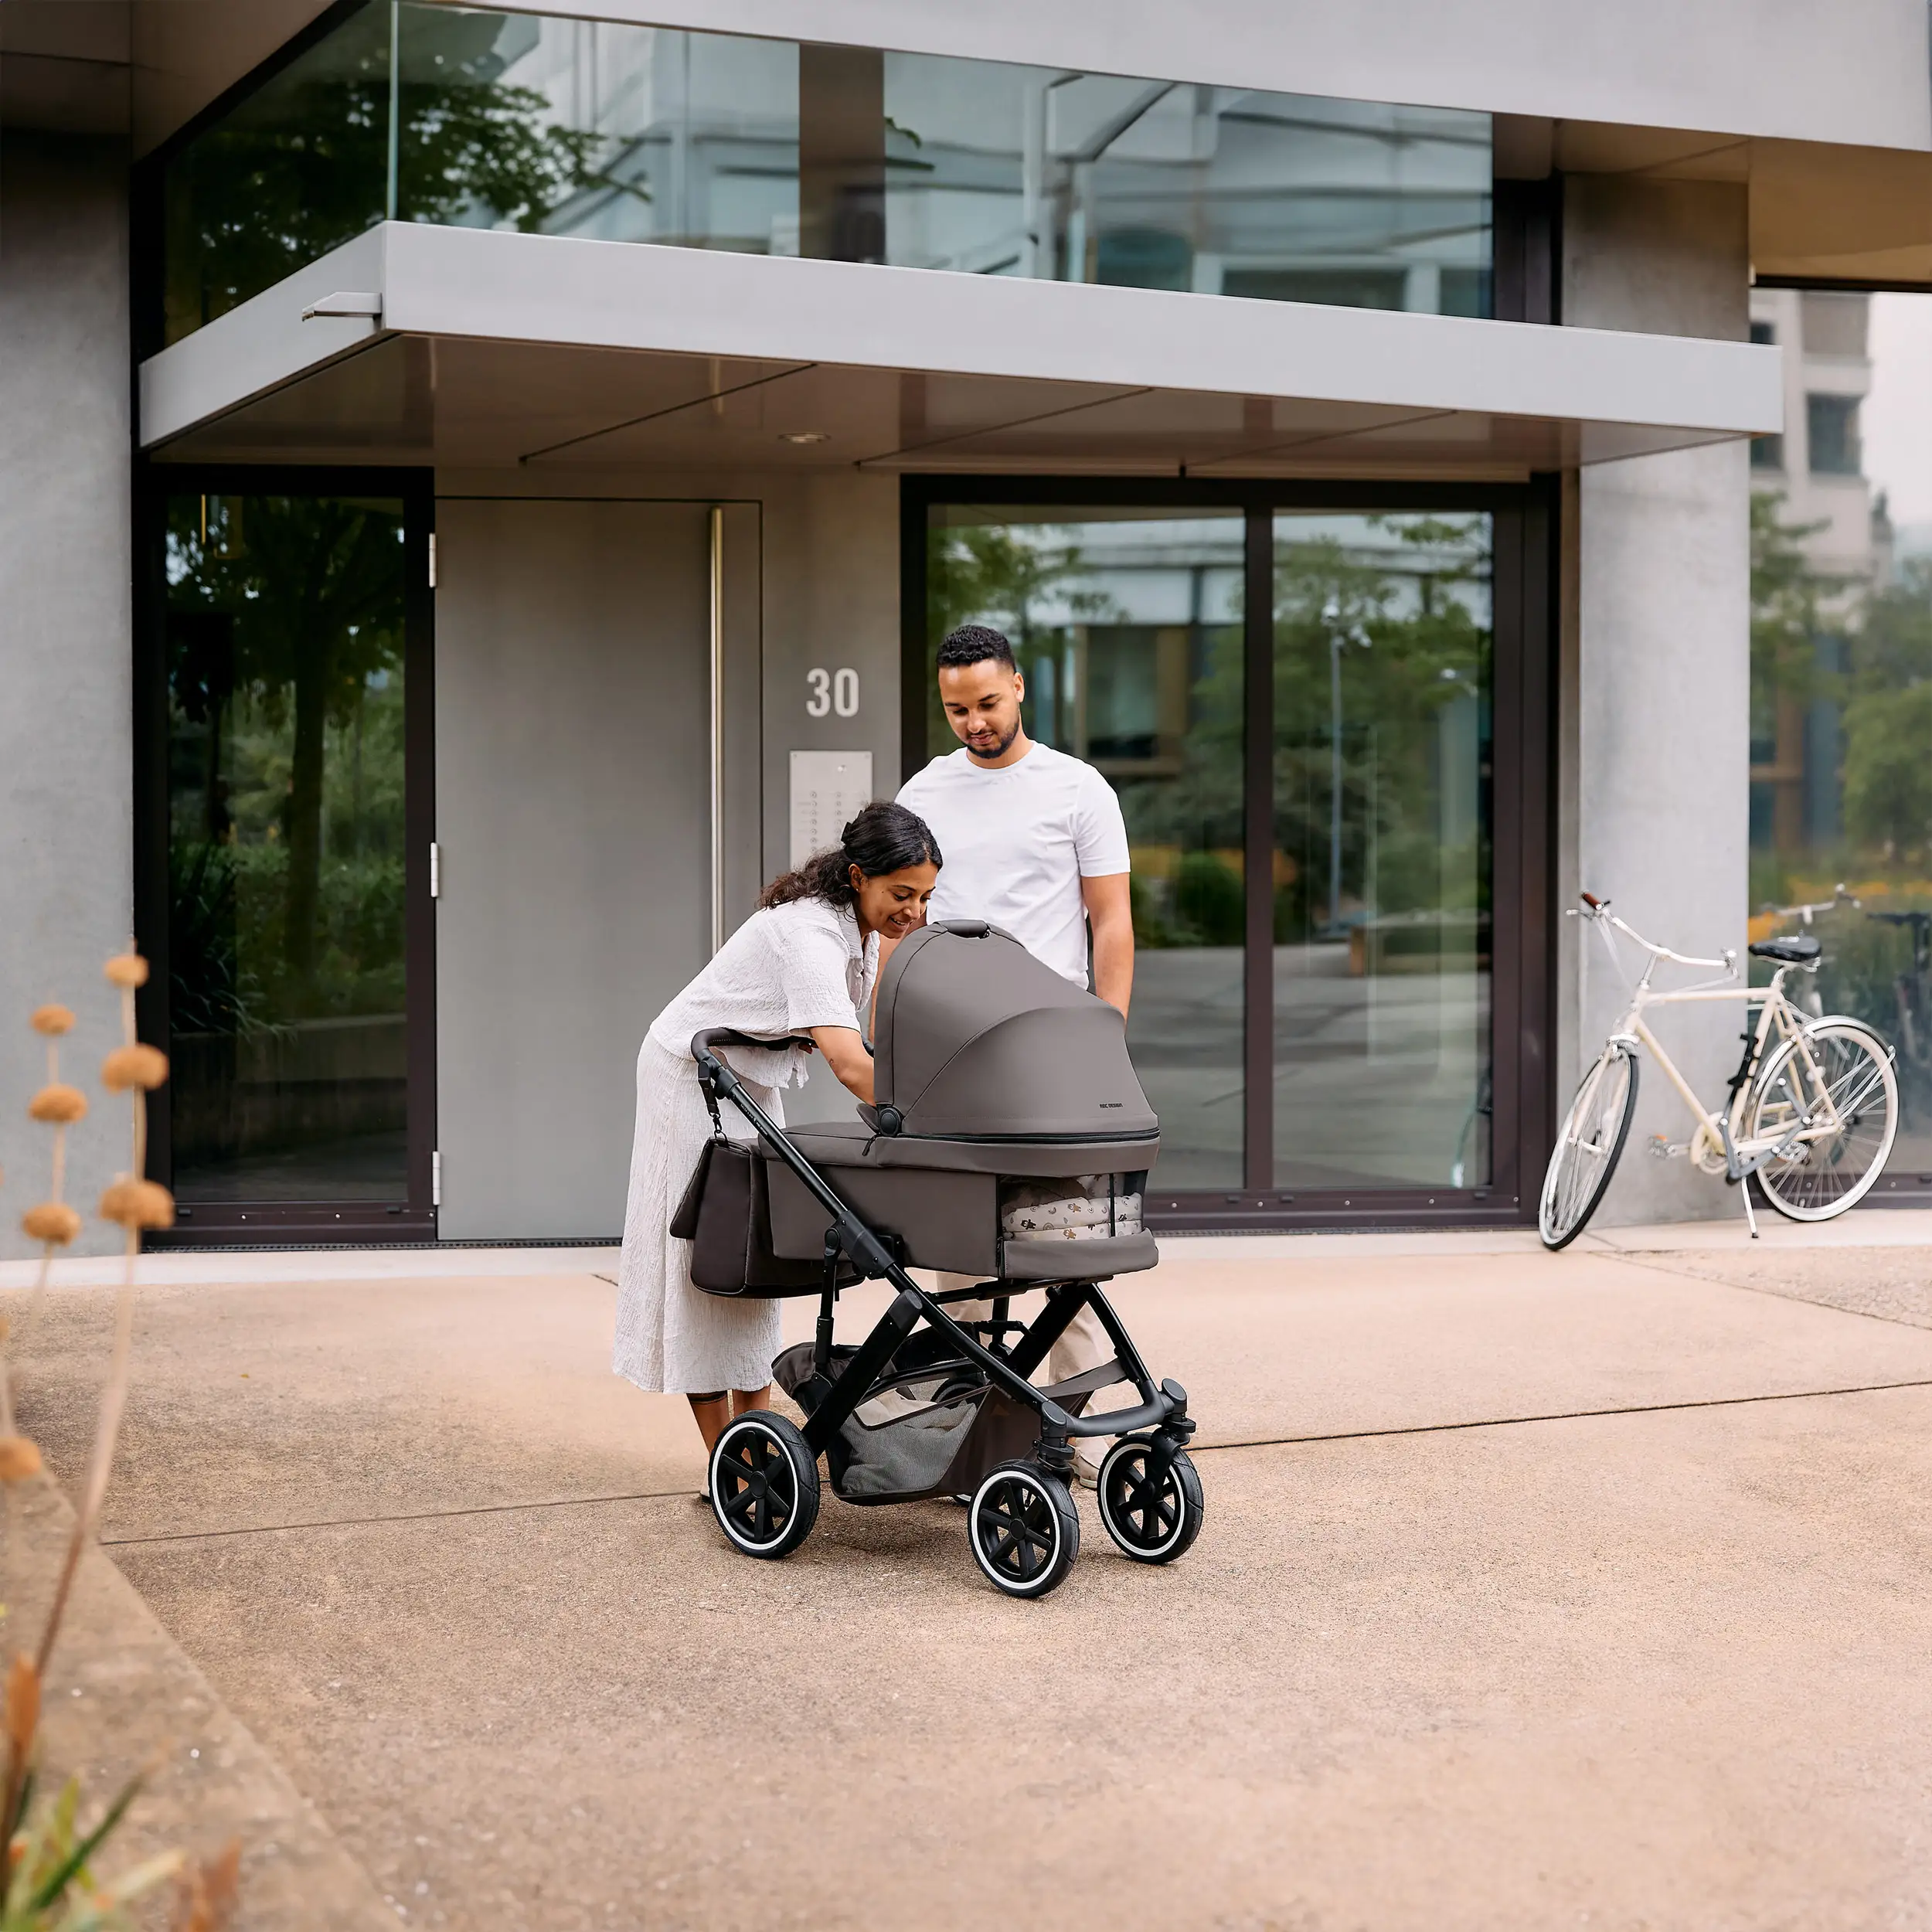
[900,472,1556,1233]
[134,461,439,1245]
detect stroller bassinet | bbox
[688,920,1202,1600]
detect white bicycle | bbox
[1539,893,1898,1248]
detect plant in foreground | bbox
[2,955,236,1929]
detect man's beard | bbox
[964,716,1022,761]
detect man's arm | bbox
[1083,872,1134,1017]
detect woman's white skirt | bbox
[611,1037,784,1395]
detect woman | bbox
[613,801,942,1454]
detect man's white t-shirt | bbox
[896,741,1131,986]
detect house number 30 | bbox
[806,667,859,718]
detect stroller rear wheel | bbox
[1097,1435,1203,1564]
[968,1461,1079,1599]
[709,1412,820,1560]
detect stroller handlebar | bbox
[691,1028,819,1069]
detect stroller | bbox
[683,920,1201,1599]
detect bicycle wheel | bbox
[1539,1043,1639,1249]
[1747,1019,1897,1221]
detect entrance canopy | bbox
[141,222,1778,477]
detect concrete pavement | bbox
[6,1226,1932,1927]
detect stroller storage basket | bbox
[772,1342,1040,1503]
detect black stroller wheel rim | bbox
[969,1468,1068,1596]
[712,1419,798,1551]
[1098,1444,1185,1556]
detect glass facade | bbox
[883,59,1490,308]
[159,1,1491,345]
[1747,287,1932,1186]
[165,490,412,1202]
[1270,514,1492,1189]
[164,6,796,342]
[923,500,1498,1202]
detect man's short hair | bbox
[937,624,1017,672]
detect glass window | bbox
[1808,393,1862,475]
[924,506,1247,1188]
[162,6,393,344]
[162,5,798,344]
[883,58,1492,313]
[158,2,1491,342]
[1748,285,1932,1184]
[396,8,798,252]
[1271,513,1493,1189]
[165,492,411,1201]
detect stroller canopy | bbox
[872,922,1158,1141]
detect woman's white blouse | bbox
[646,897,878,1087]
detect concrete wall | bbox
[0,133,134,1261]
[1560,178,1752,1226]
[757,469,901,1127]
[476,0,1931,155]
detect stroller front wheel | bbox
[709,1412,821,1560]
[1097,1435,1203,1564]
[968,1461,1080,1599]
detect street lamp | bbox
[1322,597,1370,934]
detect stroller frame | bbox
[693,1030,1199,1596]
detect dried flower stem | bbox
[34,978,145,1682]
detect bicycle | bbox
[1539,893,1898,1249]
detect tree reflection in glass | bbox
[165,495,410,1202]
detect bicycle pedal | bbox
[1647,1134,1687,1160]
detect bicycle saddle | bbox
[1748,934,1821,964]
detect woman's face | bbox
[849,861,939,940]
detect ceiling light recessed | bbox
[778,430,829,445]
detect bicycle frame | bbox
[1578,903,1874,1231]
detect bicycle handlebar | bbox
[1573,894,1736,975]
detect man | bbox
[894,622,1135,1484]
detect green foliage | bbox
[168,494,409,1026]
[1841,555,1932,859]
[0,1773,178,1931]
[165,4,609,338]
[1170,852,1245,947]
[1750,490,1835,720]
[1271,517,1491,931]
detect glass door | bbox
[147,475,435,1236]
[910,480,1549,1229]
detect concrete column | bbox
[1560,177,1751,1224]
[0,134,132,1260]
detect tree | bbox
[1842,553,1932,856]
[167,5,609,338]
[168,497,406,1001]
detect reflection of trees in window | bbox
[164,6,605,342]
[166,498,406,1032]
[1272,517,1491,940]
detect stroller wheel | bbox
[1097,1435,1204,1565]
[709,1413,820,1560]
[968,1461,1079,1599]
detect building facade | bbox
[6,0,1932,1252]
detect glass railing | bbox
[159,2,1492,347]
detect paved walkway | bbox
[8,1223,1932,1928]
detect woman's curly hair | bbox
[759,801,943,911]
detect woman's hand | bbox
[808,1026,873,1105]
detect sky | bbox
[1863,293,1932,535]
